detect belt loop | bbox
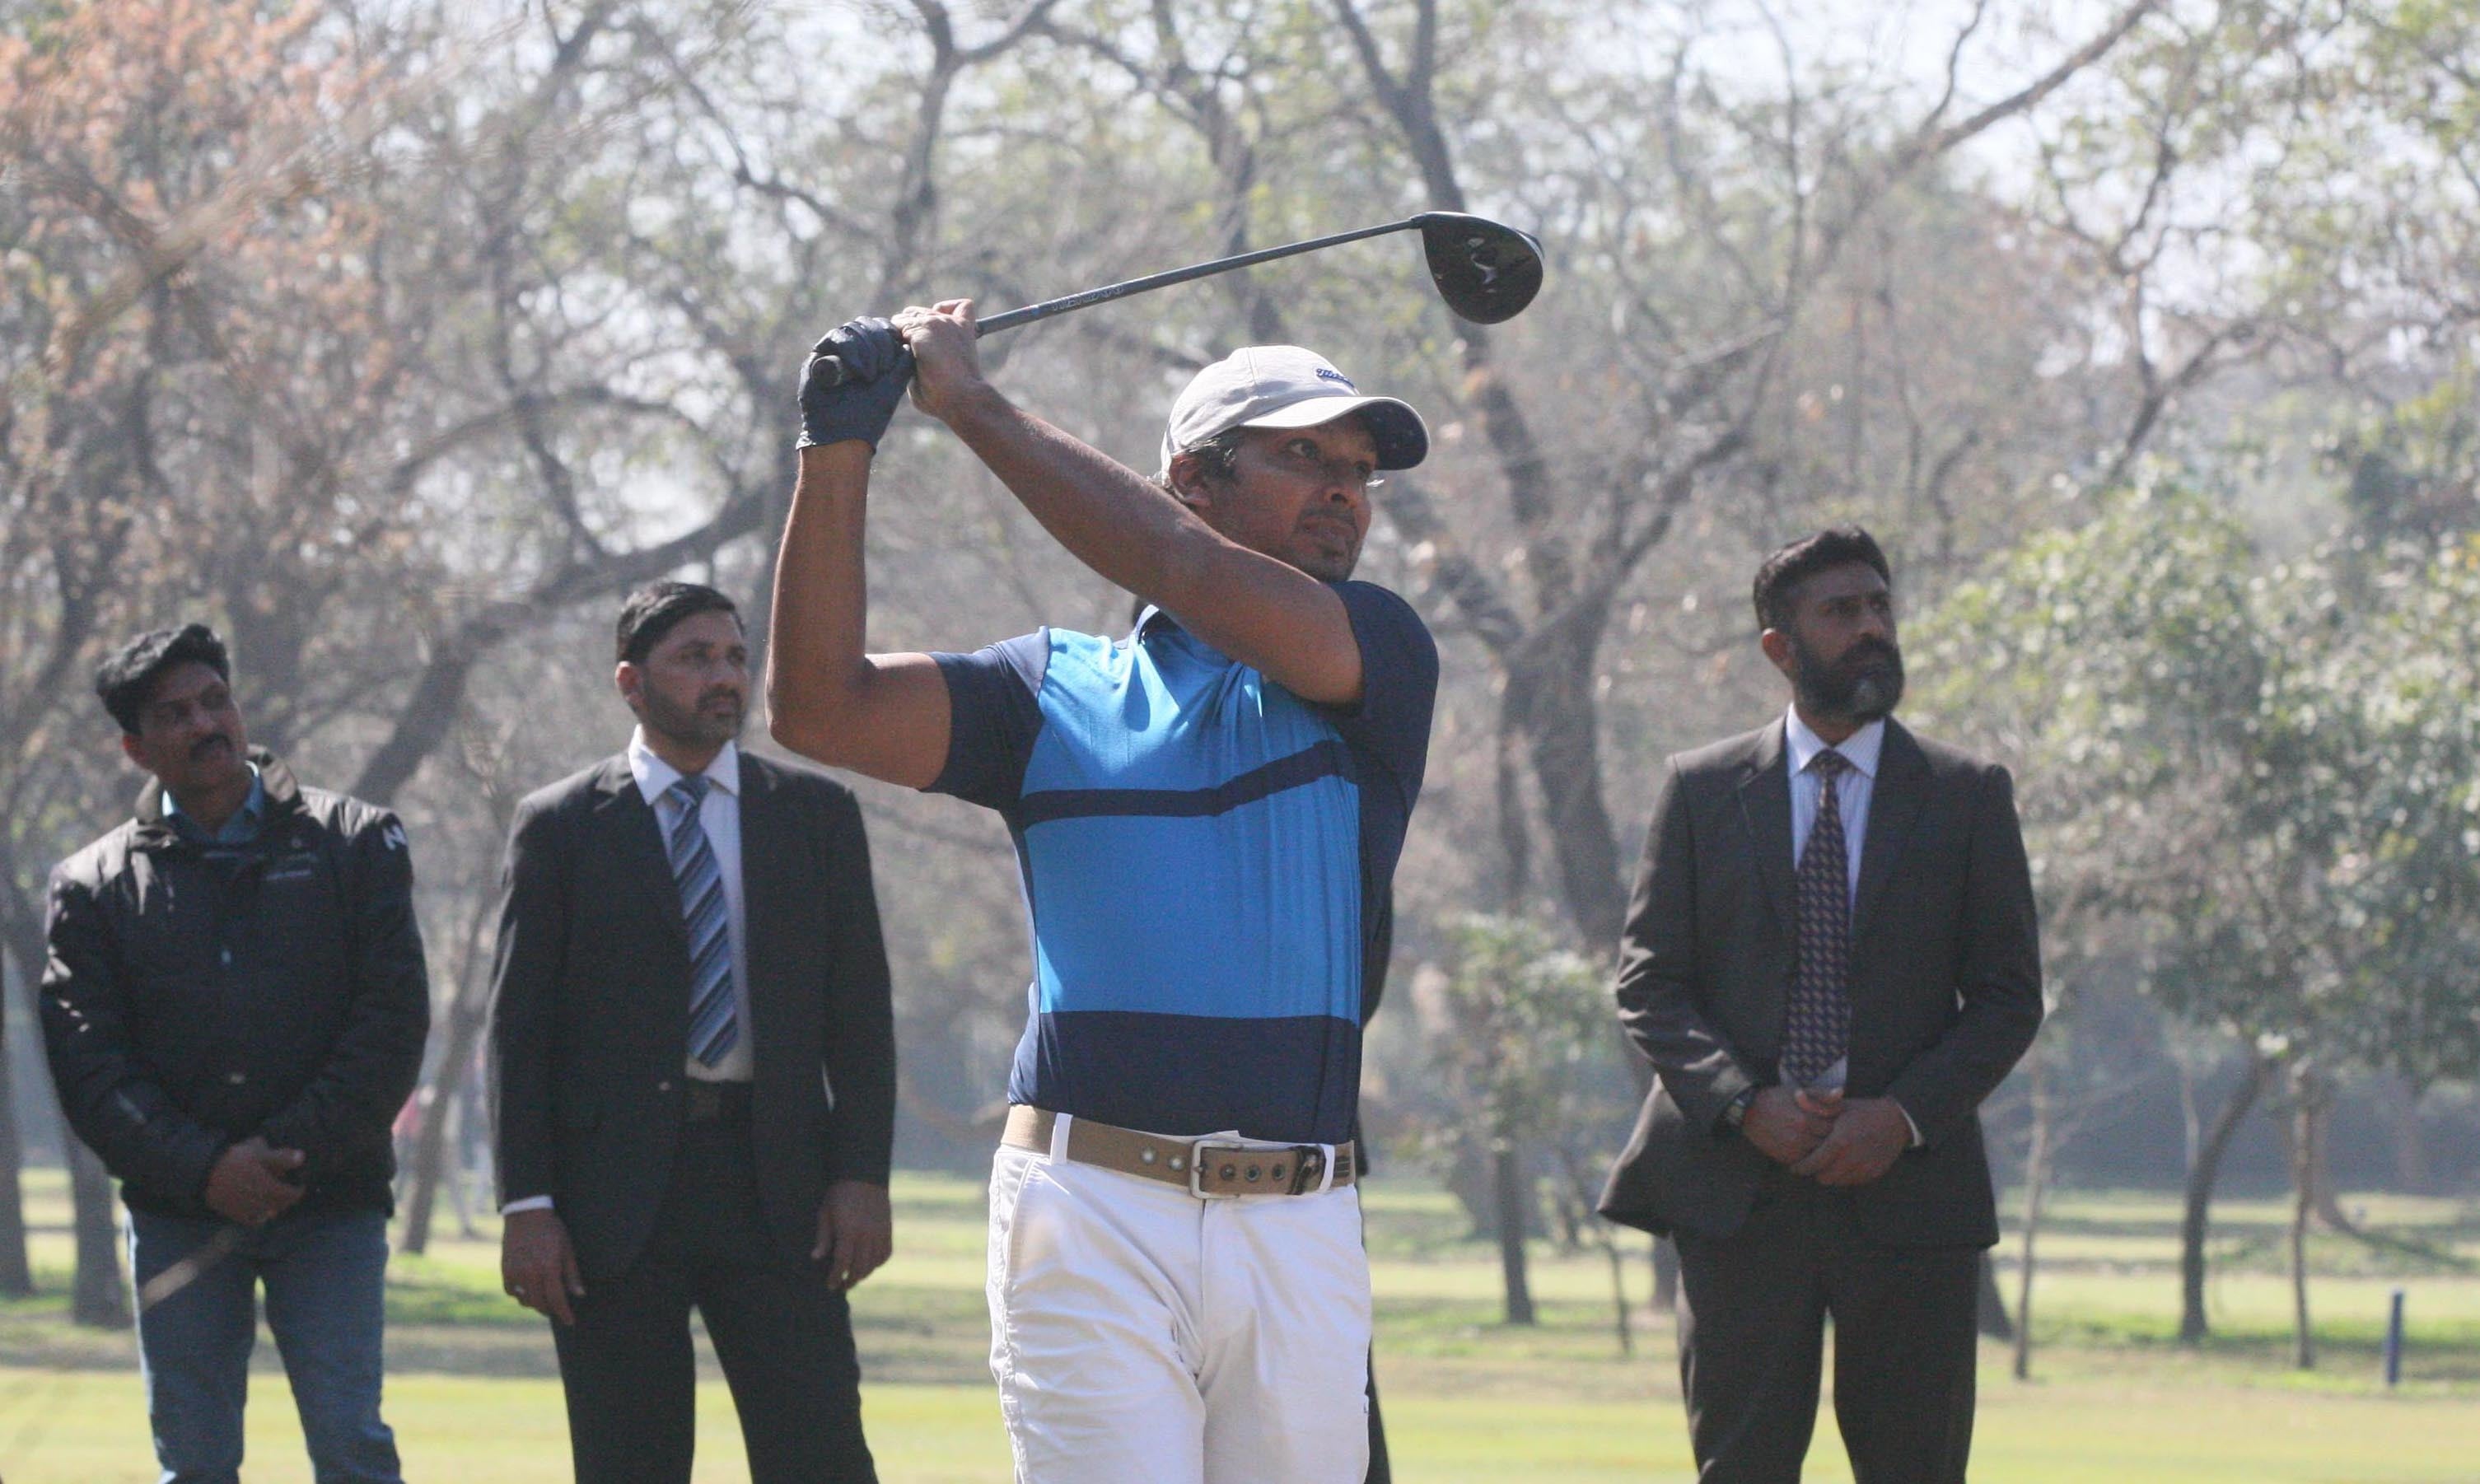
[1047,1111,1075,1164]
[1315,1143,1337,1195]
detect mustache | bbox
[698,688,745,708]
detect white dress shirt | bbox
[1785,707,1884,908]
[502,731,755,1218]
[628,729,756,1085]
[1781,708,1919,1144]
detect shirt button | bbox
[227,1072,247,1085]
[220,948,232,966]
[656,1080,673,1093]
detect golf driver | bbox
[807,211,1543,388]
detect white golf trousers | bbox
[986,1133,1372,1484]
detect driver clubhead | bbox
[1415,212,1544,324]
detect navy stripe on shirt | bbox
[1016,740,1355,826]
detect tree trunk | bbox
[1506,656,1629,946]
[1554,1144,1632,1356]
[69,1142,128,1328]
[1976,1253,2015,1341]
[451,1069,485,1239]
[2288,1059,2324,1370]
[0,1052,32,1295]
[399,954,494,1254]
[2175,1056,2202,1179]
[1600,1235,1633,1356]
[1492,1141,1535,1326]
[2378,1076,2429,1193]
[0,933,42,1292]
[2301,1085,2354,1234]
[8,887,130,1322]
[404,1048,493,1254]
[2179,1045,2272,1344]
[2011,1052,2053,1380]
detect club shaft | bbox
[974,218,1421,336]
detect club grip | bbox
[806,352,859,390]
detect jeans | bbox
[128,1205,402,1484]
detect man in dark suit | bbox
[491,581,895,1484]
[1599,528,2042,1483]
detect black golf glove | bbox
[797,317,913,451]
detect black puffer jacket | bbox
[41,752,431,1217]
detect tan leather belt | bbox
[1003,1106,1359,1198]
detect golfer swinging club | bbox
[768,301,1437,1484]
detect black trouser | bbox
[1673,1176,1978,1484]
[1364,1365,1389,1483]
[551,1099,876,1484]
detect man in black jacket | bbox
[1598,530,2042,1483]
[42,623,430,1484]
[491,581,894,1484]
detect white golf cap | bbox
[1159,345,1429,474]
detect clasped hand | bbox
[1740,1086,1908,1188]
[204,1136,305,1226]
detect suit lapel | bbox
[1734,721,1797,933]
[589,754,690,968]
[1852,720,1928,942]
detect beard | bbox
[1789,632,1905,725]
[643,683,745,749]
[1285,517,1362,583]
[1293,545,1359,583]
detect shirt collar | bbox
[1784,707,1885,781]
[627,727,740,806]
[163,763,265,843]
[1129,604,1240,669]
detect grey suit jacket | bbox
[488,751,895,1282]
[1596,717,2041,1247]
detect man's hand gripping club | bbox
[794,301,1000,451]
[798,316,913,452]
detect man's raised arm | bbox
[765,321,955,789]
[894,302,1368,708]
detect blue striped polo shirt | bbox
[930,581,1437,1146]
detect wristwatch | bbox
[1720,1087,1757,1132]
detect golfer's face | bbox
[1225,418,1379,582]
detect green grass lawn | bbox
[2,1173,2476,1482]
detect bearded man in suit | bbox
[491,581,895,1484]
[1599,527,2043,1484]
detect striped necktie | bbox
[666,774,738,1067]
[1782,749,1852,1088]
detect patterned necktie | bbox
[666,774,738,1067]
[1783,749,1852,1088]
